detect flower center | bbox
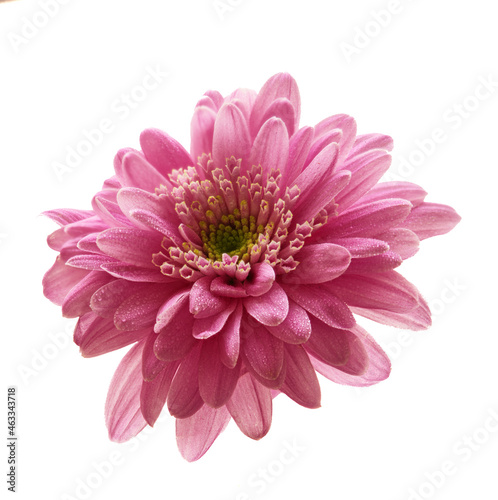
[199,212,264,263]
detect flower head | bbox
[43,73,460,461]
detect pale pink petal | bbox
[106,341,147,442]
[227,373,272,440]
[377,228,420,259]
[190,105,216,161]
[283,125,314,186]
[43,208,94,226]
[349,133,393,155]
[280,344,321,409]
[119,151,168,192]
[259,98,296,137]
[43,257,89,306]
[176,404,231,462]
[361,181,427,207]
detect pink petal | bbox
[167,345,204,419]
[361,181,427,207]
[105,341,147,442]
[243,262,275,297]
[401,202,461,240]
[226,373,272,440]
[154,296,197,362]
[142,331,169,381]
[212,103,251,169]
[43,208,94,226]
[139,128,193,177]
[242,323,284,381]
[176,404,231,462]
[97,228,163,268]
[244,282,289,326]
[292,144,350,224]
[43,257,89,306]
[284,284,355,330]
[62,271,114,318]
[310,324,391,387]
[101,262,171,283]
[283,125,314,186]
[280,344,321,409]
[249,117,289,176]
[190,276,232,319]
[304,316,351,367]
[324,198,412,238]
[114,284,175,331]
[376,228,420,259]
[190,105,216,161]
[219,302,243,369]
[211,277,248,298]
[66,254,117,271]
[259,98,296,137]
[198,337,241,408]
[76,313,147,358]
[265,300,311,344]
[327,237,390,258]
[330,271,419,313]
[90,279,148,318]
[250,73,300,139]
[140,361,179,426]
[281,243,351,285]
[193,301,237,340]
[346,251,402,273]
[92,195,130,228]
[349,133,393,155]
[119,151,168,192]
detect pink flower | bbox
[43,73,460,461]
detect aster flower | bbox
[43,73,460,461]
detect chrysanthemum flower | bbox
[43,73,460,461]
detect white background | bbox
[1,0,497,499]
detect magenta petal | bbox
[140,361,179,426]
[198,337,241,408]
[281,243,351,285]
[105,341,147,442]
[227,373,272,440]
[248,117,289,176]
[331,271,419,313]
[76,313,147,358]
[401,202,461,240]
[190,276,231,319]
[284,284,355,330]
[43,257,89,306]
[211,277,248,298]
[97,228,162,268]
[167,345,204,419]
[139,128,193,177]
[190,105,216,162]
[310,324,391,387]
[193,302,237,340]
[212,103,251,169]
[244,282,289,326]
[176,404,231,462]
[120,151,168,192]
[265,300,311,344]
[281,344,321,409]
[62,271,114,318]
[242,323,284,381]
[243,262,275,297]
[219,302,243,369]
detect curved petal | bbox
[265,300,311,344]
[244,282,289,326]
[401,202,461,240]
[190,105,216,161]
